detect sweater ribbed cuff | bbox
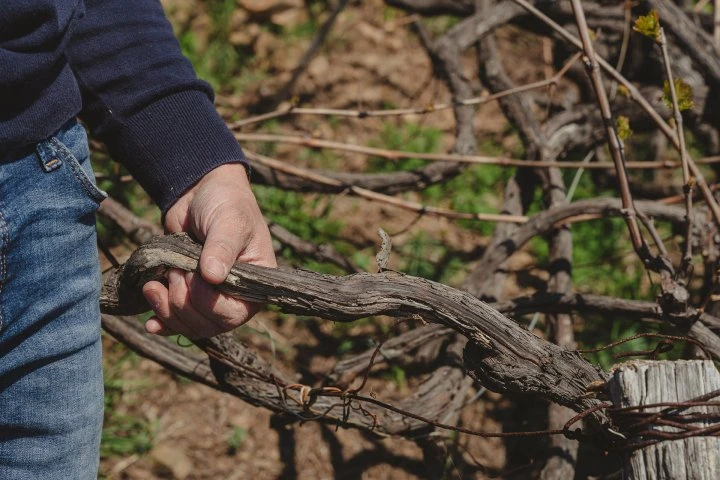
[104,90,246,213]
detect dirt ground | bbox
[99,1,561,478]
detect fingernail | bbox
[205,257,226,280]
[146,291,160,310]
[146,318,161,334]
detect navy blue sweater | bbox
[1,0,246,212]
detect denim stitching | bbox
[0,209,8,332]
[49,137,106,203]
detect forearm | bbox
[66,0,246,212]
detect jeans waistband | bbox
[1,118,78,165]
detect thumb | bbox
[199,216,248,285]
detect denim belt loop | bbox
[35,139,63,172]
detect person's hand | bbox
[141,163,276,338]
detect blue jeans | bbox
[0,120,106,479]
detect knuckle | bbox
[212,296,247,320]
[210,239,236,258]
[169,289,186,311]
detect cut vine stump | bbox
[609,360,720,480]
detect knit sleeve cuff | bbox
[103,90,247,213]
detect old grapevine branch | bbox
[106,306,720,450]
[469,198,686,288]
[471,195,720,344]
[100,233,612,435]
[102,312,469,437]
[329,295,720,391]
[102,289,720,414]
[99,288,720,453]
[105,313,566,445]
[97,236,720,447]
[495,293,720,335]
[97,197,162,245]
[98,192,705,317]
[101,314,220,390]
[96,190,720,367]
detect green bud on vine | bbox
[663,78,694,112]
[616,116,633,141]
[633,10,660,41]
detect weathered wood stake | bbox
[610,360,720,480]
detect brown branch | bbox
[540,172,579,480]
[384,0,474,16]
[469,197,689,300]
[568,0,658,273]
[265,219,359,273]
[97,197,162,245]
[100,284,720,447]
[339,288,720,392]
[328,324,455,387]
[658,27,694,275]
[101,314,219,389]
[231,57,576,128]
[246,151,529,224]
[250,154,466,195]
[469,23,541,301]
[236,133,720,170]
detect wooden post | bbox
[609,360,720,479]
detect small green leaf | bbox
[227,427,248,454]
[616,116,633,141]
[663,78,694,112]
[633,10,660,41]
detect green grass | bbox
[368,122,443,172]
[226,427,249,455]
[382,365,407,391]
[175,0,255,92]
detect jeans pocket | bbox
[38,121,108,207]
